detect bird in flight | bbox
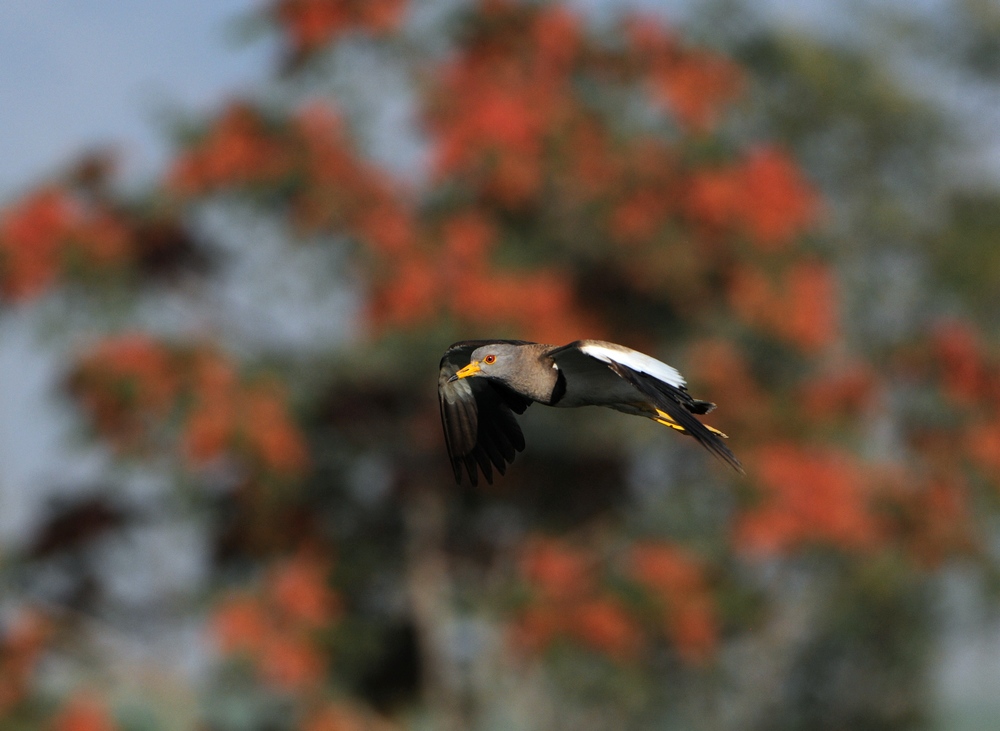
[438,339,743,485]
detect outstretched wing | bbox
[551,340,744,474]
[438,340,533,486]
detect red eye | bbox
[483,354,496,364]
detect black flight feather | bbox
[606,361,744,474]
[438,340,532,485]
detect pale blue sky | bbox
[3,0,995,199]
[0,0,856,197]
[0,1,267,546]
[0,0,271,197]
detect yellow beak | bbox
[452,361,482,380]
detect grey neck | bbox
[504,345,561,404]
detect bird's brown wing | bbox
[438,341,533,486]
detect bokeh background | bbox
[2,1,1000,729]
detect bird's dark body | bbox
[438,339,743,485]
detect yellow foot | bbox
[704,424,729,439]
[653,417,687,433]
[654,409,728,438]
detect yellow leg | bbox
[653,416,687,433]
[653,409,729,438]
[704,424,729,438]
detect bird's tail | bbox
[651,409,743,474]
[606,361,744,473]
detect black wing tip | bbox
[608,362,744,474]
[671,410,744,474]
[679,414,745,474]
[453,447,518,486]
[702,434,745,474]
[463,455,480,487]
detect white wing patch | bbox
[579,341,686,388]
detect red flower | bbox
[668,596,717,664]
[72,334,179,450]
[74,211,132,265]
[727,261,838,353]
[801,362,877,421]
[727,264,777,329]
[688,339,770,436]
[213,593,270,656]
[357,204,416,255]
[624,14,676,58]
[686,166,744,230]
[370,252,441,329]
[736,444,881,555]
[512,605,568,654]
[0,188,79,300]
[611,190,669,244]
[168,103,291,194]
[629,543,704,595]
[0,609,51,714]
[913,477,974,566]
[275,0,348,54]
[562,122,622,201]
[521,538,593,602]
[442,211,496,267]
[51,693,118,731]
[570,596,641,661]
[739,147,820,249]
[685,148,820,247]
[303,703,377,731]
[182,401,236,466]
[652,52,744,133]
[968,420,1000,475]
[932,319,986,405]
[779,261,838,352]
[267,550,339,628]
[182,350,239,466]
[258,633,326,691]
[213,548,340,693]
[533,6,582,70]
[629,542,718,663]
[356,0,407,34]
[243,383,310,476]
[274,0,406,56]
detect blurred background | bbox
[2,1,1000,729]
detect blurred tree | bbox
[1,1,999,731]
